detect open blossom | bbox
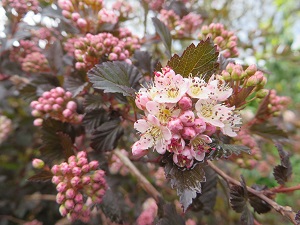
[132,66,242,168]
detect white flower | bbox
[190,134,212,161]
[207,77,232,101]
[133,114,172,154]
[146,101,180,124]
[195,99,234,128]
[220,113,242,137]
[187,76,209,99]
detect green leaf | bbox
[91,118,124,152]
[248,184,271,214]
[273,143,292,185]
[88,61,142,97]
[83,109,110,132]
[156,203,185,225]
[28,170,53,182]
[84,94,110,111]
[190,166,218,214]
[167,39,219,78]
[164,158,206,212]
[40,118,75,162]
[152,17,172,58]
[250,123,288,142]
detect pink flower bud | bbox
[71,176,81,187]
[59,205,68,217]
[56,192,65,204]
[181,127,196,140]
[71,12,80,22]
[178,96,192,110]
[168,118,183,133]
[132,142,149,158]
[82,176,91,185]
[77,157,88,166]
[179,111,195,126]
[74,193,83,203]
[95,189,106,198]
[77,18,87,28]
[77,151,87,159]
[66,101,77,111]
[93,170,105,182]
[81,164,90,173]
[31,110,41,117]
[65,188,76,199]
[33,118,43,126]
[68,155,76,164]
[204,123,216,136]
[89,161,99,170]
[56,182,67,192]
[108,53,118,61]
[64,199,75,210]
[60,162,71,174]
[51,165,60,174]
[74,203,83,212]
[63,109,72,118]
[52,175,62,185]
[55,97,64,105]
[30,101,39,108]
[245,64,257,76]
[65,91,72,98]
[32,158,45,169]
[72,167,81,176]
[194,118,206,134]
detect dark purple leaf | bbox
[248,185,271,214]
[83,108,110,132]
[156,203,185,225]
[152,17,172,58]
[28,170,53,182]
[273,143,292,185]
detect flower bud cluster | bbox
[30,87,83,126]
[118,28,141,53]
[0,115,12,145]
[73,33,131,71]
[2,0,39,17]
[144,0,165,11]
[31,27,58,43]
[136,198,158,225]
[51,151,107,222]
[23,220,43,225]
[109,149,129,176]
[63,37,78,56]
[22,52,50,73]
[198,23,239,58]
[268,89,290,116]
[132,67,241,168]
[112,0,133,19]
[97,8,119,25]
[10,40,40,64]
[160,10,202,38]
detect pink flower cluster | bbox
[198,23,239,58]
[136,198,158,225]
[118,28,141,53]
[97,8,119,25]
[112,0,133,19]
[51,151,107,222]
[144,0,165,11]
[2,0,39,17]
[160,10,202,38]
[132,67,241,168]
[31,27,58,43]
[0,115,12,144]
[10,40,40,64]
[109,149,129,176]
[30,87,83,126]
[21,52,50,73]
[73,33,132,71]
[23,220,43,225]
[268,89,290,117]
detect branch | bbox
[207,161,297,224]
[113,149,162,203]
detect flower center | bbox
[166,87,179,98]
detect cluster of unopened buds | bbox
[221,63,268,106]
[2,0,39,17]
[10,40,40,64]
[21,52,50,73]
[133,66,241,168]
[109,149,129,176]
[30,87,83,126]
[144,0,165,11]
[160,10,202,38]
[198,23,239,58]
[73,33,132,71]
[31,27,58,43]
[136,198,158,225]
[51,151,107,222]
[112,0,133,19]
[0,115,12,144]
[268,89,290,117]
[97,8,118,25]
[118,28,141,53]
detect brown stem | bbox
[207,161,297,225]
[271,184,300,194]
[114,149,162,203]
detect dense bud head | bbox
[245,64,257,76]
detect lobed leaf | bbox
[88,61,142,97]
[164,158,206,212]
[64,73,89,97]
[273,143,292,185]
[90,118,124,152]
[152,17,172,58]
[84,94,110,111]
[28,170,53,182]
[156,203,185,225]
[57,132,74,160]
[167,39,219,78]
[133,50,158,76]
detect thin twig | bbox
[270,184,300,194]
[207,161,297,225]
[114,149,162,202]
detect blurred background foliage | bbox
[0,0,300,224]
